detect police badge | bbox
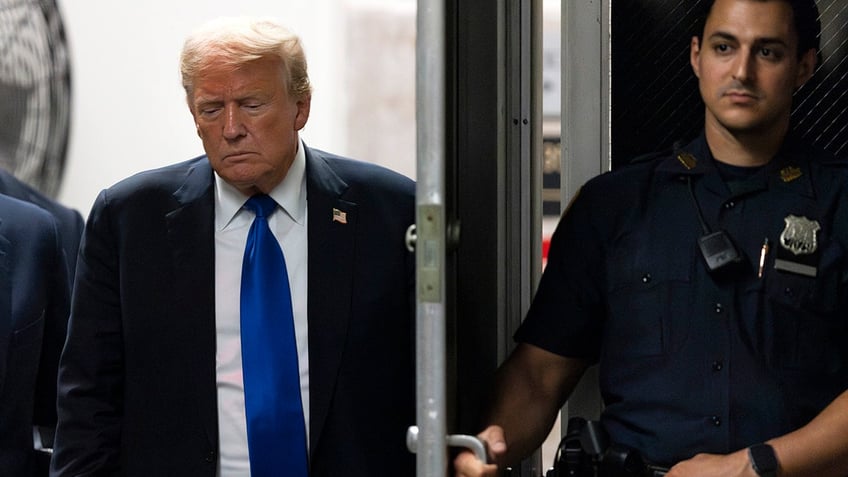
[774,214,820,277]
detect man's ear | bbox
[295,94,311,131]
[795,48,817,89]
[690,36,702,79]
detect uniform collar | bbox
[655,131,815,199]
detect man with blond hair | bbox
[51,17,415,477]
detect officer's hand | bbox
[665,450,754,477]
[452,425,506,477]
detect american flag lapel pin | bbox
[332,208,347,224]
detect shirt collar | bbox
[215,139,307,230]
[655,132,814,198]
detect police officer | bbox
[455,0,848,476]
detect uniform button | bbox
[784,287,794,297]
[724,201,735,209]
[205,450,216,463]
[642,273,652,284]
[712,360,723,372]
[714,303,723,314]
[711,416,722,427]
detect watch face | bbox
[749,444,778,476]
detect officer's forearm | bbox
[483,343,589,466]
[769,389,848,477]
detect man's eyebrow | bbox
[194,98,219,105]
[193,95,222,105]
[708,30,790,48]
[754,37,791,48]
[707,31,739,43]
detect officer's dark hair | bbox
[694,0,821,59]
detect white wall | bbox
[57,0,410,215]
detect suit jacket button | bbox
[205,450,216,463]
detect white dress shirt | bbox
[214,142,310,476]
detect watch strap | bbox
[748,443,778,477]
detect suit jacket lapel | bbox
[304,147,357,456]
[165,159,219,448]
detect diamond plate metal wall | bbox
[611,0,848,168]
[796,0,848,153]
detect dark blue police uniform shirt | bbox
[516,132,848,466]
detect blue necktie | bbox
[240,194,308,476]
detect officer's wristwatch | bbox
[748,443,778,477]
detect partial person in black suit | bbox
[0,194,70,476]
[0,168,82,475]
[0,169,84,284]
[51,17,416,477]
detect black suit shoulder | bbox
[0,169,82,230]
[98,156,210,203]
[308,148,414,195]
[0,194,60,245]
[0,169,84,277]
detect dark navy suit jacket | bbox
[0,194,70,475]
[51,147,416,476]
[0,169,85,282]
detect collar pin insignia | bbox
[676,152,697,170]
[780,166,802,183]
